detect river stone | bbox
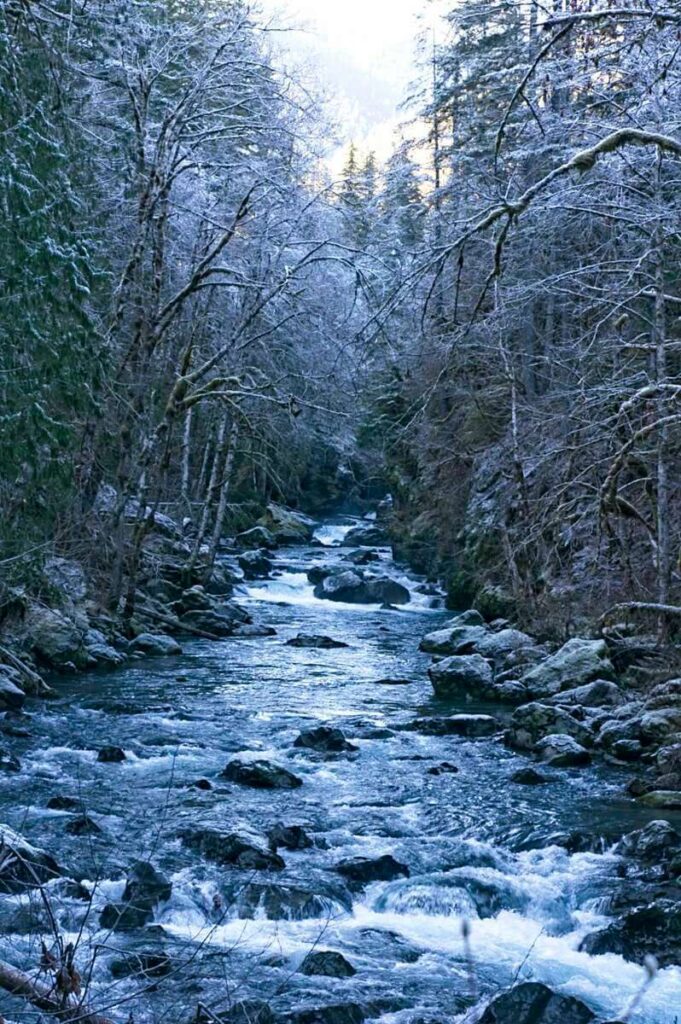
[294,726,357,753]
[234,881,351,919]
[544,679,623,709]
[420,624,489,655]
[342,525,388,547]
[204,1001,276,1024]
[346,548,380,565]
[300,951,356,978]
[284,1004,366,1024]
[0,824,61,892]
[182,829,285,870]
[409,714,498,738]
[511,767,551,785]
[520,638,614,699]
[259,503,317,544]
[579,899,681,967]
[65,814,102,836]
[314,572,410,605]
[84,628,126,667]
[639,708,681,744]
[100,861,171,931]
[48,795,86,812]
[267,823,314,851]
[237,526,277,550]
[238,549,273,578]
[617,819,681,862]
[286,634,349,649]
[222,758,303,789]
[335,854,410,887]
[428,654,494,698]
[535,734,591,767]
[638,790,681,809]
[0,674,25,711]
[43,556,88,604]
[505,702,593,751]
[131,633,182,656]
[478,982,595,1024]
[23,604,87,669]
[97,745,126,763]
[110,951,173,979]
[0,747,21,773]
[181,608,238,636]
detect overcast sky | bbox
[261,0,436,167]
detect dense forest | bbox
[2,2,681,1024]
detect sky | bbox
[261,0,436,169]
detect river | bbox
[1,517,680,1023]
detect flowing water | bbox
[1,518,680,1023]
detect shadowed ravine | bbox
[1,518,680,1023]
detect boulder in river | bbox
[505,702,593,751]
[284,1004,366,1024]
[201,1001,275,1024]
[238,549,273,579]
[520,638,614,699]
[97,745,126,763]
[234,881,351,920]
[335,854,410,887]
[267,823,314,851]
[616,819,681,863]
[478,982,595,1024]
[511,767,551,785]
[237,525,278,550]
[259,503,317,544]
[131,633,182,657]
[543,679,623,708]
[580,899,681,967]
[342,525,388,547]
[222,757,303,789]
[100,860,171,931]
[408,714,498,738]
[0,748,21,772]
[535,733,591,767]
[0,824,61,892]
[182,828,285,870]
[294,726,358,753]
[110,950,173,979]
[315,571,410,606]
[346,549,380,565]
[287,634,349,649]
[65,814,103,836]
[428,654,494,698]
[0,673,26,711]
[300,951,356,978]
[23,603,88,669]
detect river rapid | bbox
[1,517,680,1023]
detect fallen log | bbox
[0,958,114,1024]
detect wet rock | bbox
[238,549,274,579]
[267,823,314,851]
[0,824,61,892]
[420,624,489,655]
[97,745,126,763]
[427,762,459,776]
[0,748,21,772]
[0,674,26,711]
[544,679,623,708]
[535,734,591,767]
[342,525,388,547]
[505,702,593,751]
[294,726,358,753]
[47,795,85,812]
[84,628,126,667]
[478,982,595,1024]
[43,556,88,604]
[23,604,87,669]
[596,717,642,753]
[611,738,643,762]
[520,638,614,699]
[222,758,303,789]
[409,714,498,738]
[100,861,172,931]
[237,526,277,550]
[181,608,241,636]
[308,565,335,585]
[335,854,409,887]
[110,951,173,979]
[287,634,349,649]
[131,633,182,657]
[182,829,285,870]
[346,549,380,565]
[284,1004,366,1024]
[638,790,681,809]
[232,624,277,638]
[428,654,494,698]
[617,819,681,862]
[357,928,422,963]
[234,881,351,919]
[192,778,213,790]
[372,677,412,686]
[314,571,409,605]
[259,504,317,544]
[300,951,356,978]
[65,814,102,836]
[511,767,550,785]
[204,1001,276,1024]
[580,899,681,967]
[639,708,681,744]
